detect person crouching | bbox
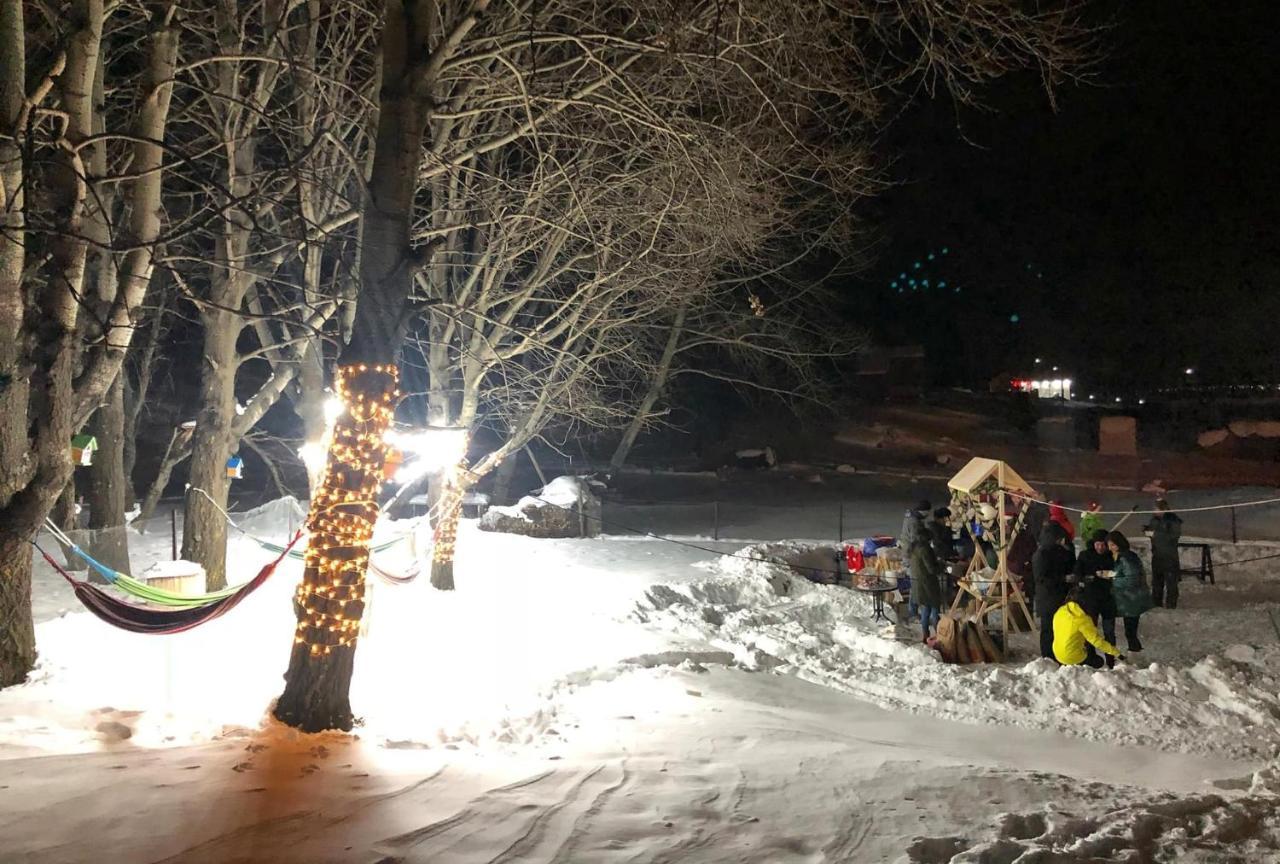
[1053,586,1124,668]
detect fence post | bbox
[838,501,844,543]
[713,500,720,541]
[170,508,178,561]
[1231,507,1238,544]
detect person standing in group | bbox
[1049,500,1076,545]
[1145,498,1184,609]
[900,500,931,621]
[1107,530,1154,651]
[909,517,944,644]
[1079,501,1104,549]
[1033,522,1074,659]
[1075,528,1117,667]
[929,507,956,605]
[1053,585,1125,668]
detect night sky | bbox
[866,0,1278,395]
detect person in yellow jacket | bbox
[1052,588,1125,668]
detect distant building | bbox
[1009,375,1074,401]
[854,345,926,401]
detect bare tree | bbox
[0,0,180,685]
[273,0,1095,731]
[172,0,374,588]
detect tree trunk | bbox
[181,311,238,588]
[295,339,328,494]
[610,305,686,471]
[274,364,397,732]
[50,479,79,571]
[85,374,131,575]
[136,428,190,528]
[0,528,35,687]
[429,484,463,591]
[490,448,519,505]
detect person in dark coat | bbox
[908,529,944,643]
[1032,522,1074,660]
[900,499,930,621]
[1074,528,1117,667]
[1145,499,1183,609]
[929,507,956,605]
[1108,530,1155,651]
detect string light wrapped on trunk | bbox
[431,456,469,572]
[292,363,399,656]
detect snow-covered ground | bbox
[4,497,1280,862]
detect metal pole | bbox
[713,500,720,541]
[170,508,178,560]
[838,501,844,543]
[1231,507,1238,544]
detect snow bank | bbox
[918,758,1280,862]
[640,541,1280,761]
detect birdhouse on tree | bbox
[226,455,244,479]
[70,434,98,466]
[382,447,403,481]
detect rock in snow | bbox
[479,475,602,538]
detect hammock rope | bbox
[1002,489,1280,516]
[35,530,303,635]
[186,486,411,561]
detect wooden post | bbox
[997,465,1008,655]
[577,484,586,537]
[713,500,720,541]
[1231,507,1238,544]
[170,508,178,561]
[838,501,844,543]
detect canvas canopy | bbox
[946,457,1036,497]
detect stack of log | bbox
[935,614,1002,664]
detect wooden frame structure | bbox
[946,457,1037,658]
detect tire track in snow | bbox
[374,764,617,863]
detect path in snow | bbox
[0,668,1263,864]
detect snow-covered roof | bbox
[947,457,1036,496]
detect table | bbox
[1177,542,1215,584]
[854,581,897,624]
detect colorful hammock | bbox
[44,520,249,608]
[35,531,302,635]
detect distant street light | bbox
[1185,368,1194,375]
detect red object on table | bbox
[845,545,865,573]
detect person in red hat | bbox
[1048,500,1076,544]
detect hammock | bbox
[255,533,407,560]
[36,531,302,635]
[369,557,420,585]
[45,520,247,608]
[183,486,411,562]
